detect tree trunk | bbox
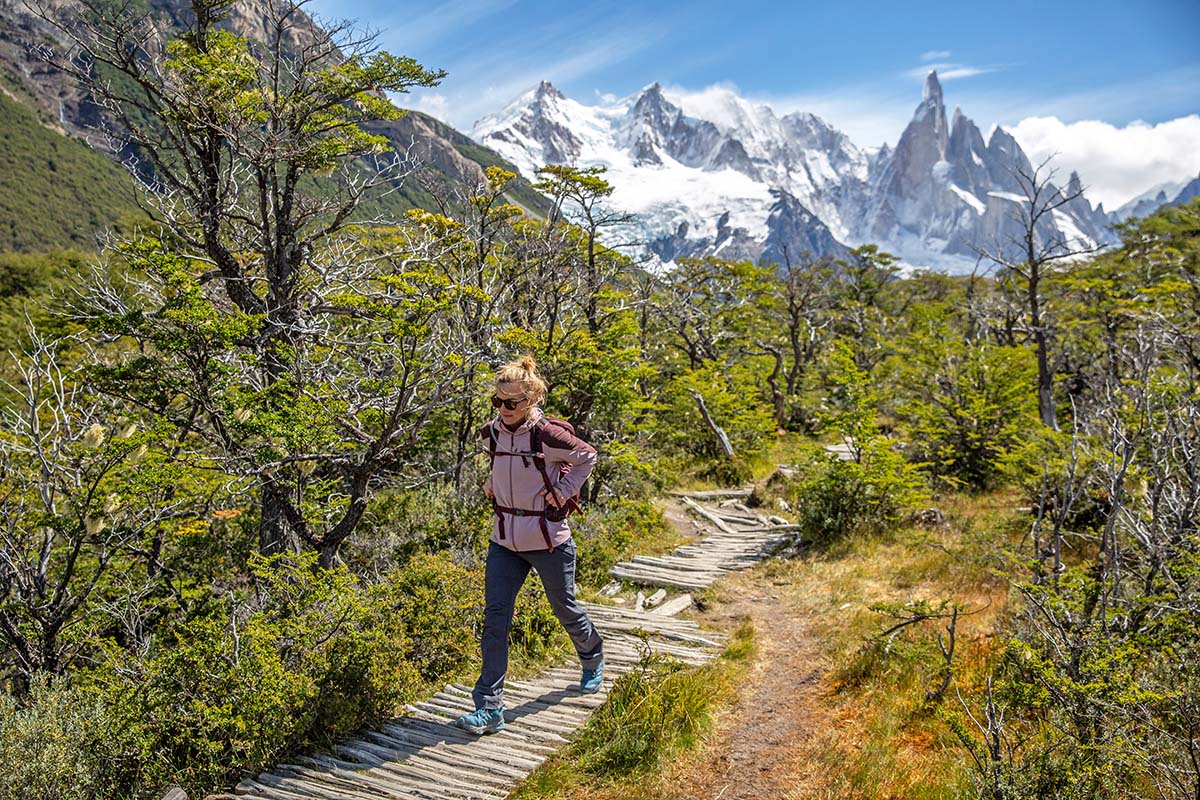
[687,388,735,459]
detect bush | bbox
[0,673,113,800]
[377,551,481,682]
[789,442,928,546]
[571,498,671,587]
[75,551,419,798]
[346,480,493,572]
[891,306,1040,491]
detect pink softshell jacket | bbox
[481,407,598,551]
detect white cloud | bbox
[411,93,451,124]
[1009,115,1200,209]
[903,62,1000,82]
[921,50,952,62]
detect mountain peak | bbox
[923,70,943,104]
[534,80,564,101]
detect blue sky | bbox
[306,0,1200,206]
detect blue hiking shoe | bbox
[580,659,604,694]
[455,707,506,735]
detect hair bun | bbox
[518,355,538,373]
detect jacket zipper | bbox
[508,427,518,552]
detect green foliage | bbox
[569,625,750,777]
[75,550,412,797]
[651,361,775,482]
[789,445,928,544]
[785,341,929,544]
[375,552,480,682]
[0,673,113,800]
[0,250,87,348]
[347,481,493,569]
[892,304,1040,490]
[571,498,671,587]
[0,93,146,252]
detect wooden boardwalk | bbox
[228,495,792,800]
[608,495,800,590]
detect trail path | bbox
[227,493,796,800]
[654,569,825,800]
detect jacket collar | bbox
[494,406,544,435]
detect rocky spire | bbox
[923,70,943,105]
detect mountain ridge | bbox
[0,0,549,252]
[472,72,1142,272]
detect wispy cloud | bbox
[921,50,952,62]
[370,0,516,53]
[400,22,665,129]
[903,62,1002,82]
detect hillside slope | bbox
[0,0,548,252]
[0,89,145,251]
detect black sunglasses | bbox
[491,394,529,410]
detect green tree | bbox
[35,0,460,563]
[892,303,1039,489]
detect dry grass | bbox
[767,490,1019,799]
[508,474,1023,799]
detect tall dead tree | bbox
[979,159,1103,430]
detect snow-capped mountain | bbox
[1113,174,1200,222]
[473,80,860,266]
[472,73,1120,272]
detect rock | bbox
[599,580,623,596]
[160,789,187,800]
[913,507,945,527]
[768,515,790,525]
[748,466,800,508]
[775,498,791,512]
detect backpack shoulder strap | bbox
[483,420,499,467]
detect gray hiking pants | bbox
[472,538,604,710]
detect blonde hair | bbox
[494,354,547,405]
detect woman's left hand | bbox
[542,489,562,508]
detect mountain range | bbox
[472,74,1200,272]
[1,0,1195,266]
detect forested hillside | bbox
[0,90,145,251]
[0,1,1197,800]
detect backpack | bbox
[484,416,584,551]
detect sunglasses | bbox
[491,394,529,410]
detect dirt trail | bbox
[658,500,828,800]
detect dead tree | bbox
[978,159,1103,429]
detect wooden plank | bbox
[666,489,752,499]
[356,734,515,790]
[608,568,711,590]
[651,594,694,616]
[680,496,739,533]
[322,744,491,797]
[330,743,484,800]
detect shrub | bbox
[0,673,113,800]
[76,551,418,798]
[789,442,928,545]
[571,498,671,587]
[376,551,482,682]
[891,306,1040,491]
[346,480,493,572]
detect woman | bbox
[455,355,605,736]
